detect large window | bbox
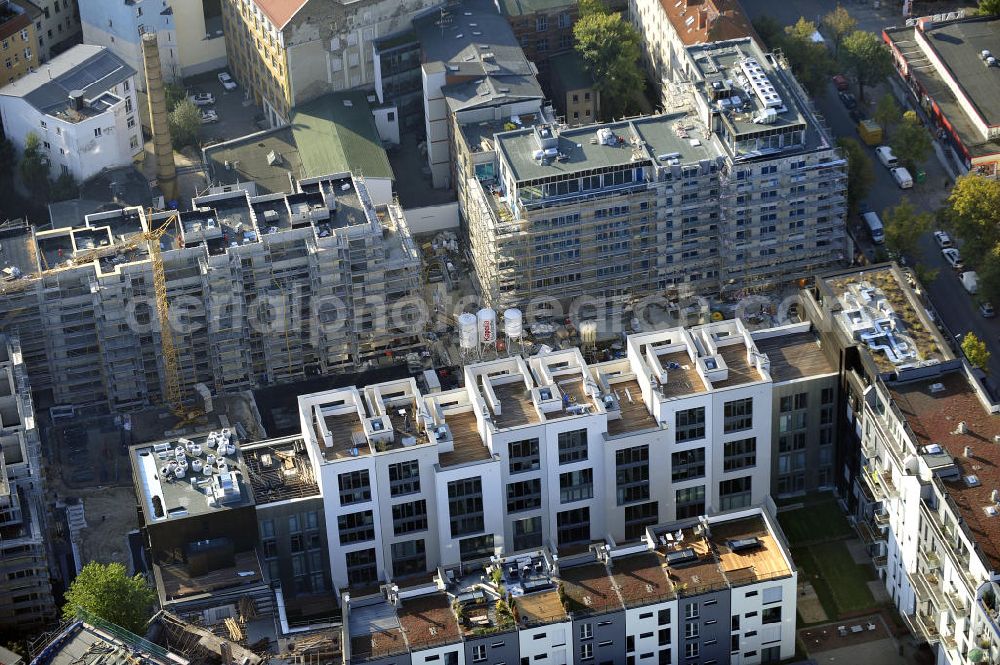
[513,516,543,551]
[675,407,706,442]
[723,398,753,433]
[345,548,377,587]
[723,437,756,471]
[676,486,705,519]
[391,539,426,577]
[392,499,428,535]
[459,534,495,562]
[616,445,650,505]
[558,428,588,464]
[338,470,371,505]
[560,468,594,503]
[448,478,484,537]
[671,448,705,481]
[719,476,752,511]
[509,438,540,474]
[337,510,374,544]
[388,460,420,496]
[624,502,658,540]
[557,507,590,546]
[507,479,543,513]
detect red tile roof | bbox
[254,0,308,30]
[658,0,759,47]
[890,372,1000,569]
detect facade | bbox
[341,508,796,665]
[884,15,1000,177]
[0,1,41,86]
[0,173,422,411]
[802,265,1000,665]
[80,0,227,91]
[31,0,80,63]
[495,0,578,83]
[547,50,599,125]
[0,45,141,182]
[220,0,438,127]
[630,0,756,87]
[0,335,55,634]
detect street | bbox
[741,0,1000,382]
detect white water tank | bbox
[458,313,478,349]
[478,308,497,344]
[174,466,186,479]
[504,308,523,338]
[191,459,203,473]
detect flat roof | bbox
[496,0,575,16]
[241,437,319,504]
[156,549,263,602]
[603,377,659,437]
[397,594,462,650]
[30,619,177,665]
[557,562,623,615]
[889,371,1000,571]
[918,17,1000,128]
[438,411,492,468]
[610,552,675,607]
[348,601,406,662]
[204,127,301,195]
[755,331,837,382]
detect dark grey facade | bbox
[463,631,519,665]
[572,610,627,665]
[256,498,332,611]
[769,375,839,497]
[679,589,730,664]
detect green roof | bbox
[289,91,393,181]
[498,0,576,16]
[548,51,594,92]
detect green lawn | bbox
[793,540,877,620]
[778,496,853,546]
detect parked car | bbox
[891,166,913,189]
[980,301,996,318]
[200,109,219,124]
[875,146,898,168]
[941,247,964,271]
[838,91,857,110]
[832,74,849,91]
[188,93,215,106]
[933,230,953,248]
[217,72,238,91]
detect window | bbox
[723,398,753,433]
[337,510,374,544]
[676,486,705,519]
[627,636,634,652]
[509,438,540,474]
[675,407,706,442]
[126,115,136,129]
[124,96,132,113]
[762,607,781,624]
[536,15,547,31]
[556,506,590,546]
[616,445,649,505]
[338,470,370,505]
[558,428,588,463]
[507,478,542,513]
[392,499,428,535]
[684,623,699,639]
[513,516,542,550]
[719,476,752,511]
[580,623,593,639]
[388,460,420,496]
[473,646,487,663]
[459,534,494,561]
[822,387,834,404]
[94,127,102,137]
[448,478,484,537]
[391,539,426,577]
[560,468,593,503]
[685,602,699,619]
[658,627,670,646]
[624,502,658,540]
[684,643,699,659]
[762,586,782,604]
[345,548,377,586]
[659,609,671,625]
[130,135,139,150]
[580,643,593,660]
[671,448,705,481]
[723,438,756,471]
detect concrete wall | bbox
[172,0,227,77]
[402,202,459,234]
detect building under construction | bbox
[0,172,423,412]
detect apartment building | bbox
[31,0,80,62]
[884,15,1000,177]
[341,507,796,665]
[0,45,141,182]
[80,0,227,90]
[548,50,600,125]
[495,0,578,83]
[0,173,422,411]
[0,0,41,86]
[460,37,846,310]
[630,0,756,87]
[0,335,56,634]
[220,0,438,127]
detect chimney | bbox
[957,421,968,435]
[68,90,84,111]
[698,9,708,31]
[964,446,973,458]
[141,32,178,201]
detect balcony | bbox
[914,612,940,644]
[872,553,888,568]
[945,589,966,615]
[940,633,957,652]
[918,548,942,572]
[911,571,944,607]
[873,509,890,526]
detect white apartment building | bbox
[81,0,227,90]
[32,0,81,62]
[0,45,142,182]
[298,317,784,595]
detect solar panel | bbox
[726,537,762,553]
[665,547,698,567]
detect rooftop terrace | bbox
[397,594,462,650]
[754,330,837,382]
[610,552,675,608]
[241,437,318,504]
[557,562,622,616]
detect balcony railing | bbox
[918,547,942,571]
[872,553,888,568]
[915,612,940,644]
[912,571,944,607]
[861,464,898,500]
[873,510,890,526]
[945,590,965,615]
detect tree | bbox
[50,172,78,202]
[841,30,894,103]
[976,0,1000,16]
[62,562,156,634]
[962,333,991,371]
[836,137,874,215]
[577,0,606,16]
[822,5,857,58]
[873,93,902,135]
[18,133,49,198]
[780,18,833,95]
[883,199,932,259]
[890,116,932,171]
[168,99,201,149]
[943,175,1000,267]
[751,15,784,49]
[164,83,186,113]
[574,10,644,119]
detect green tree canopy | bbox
[164,83,186,113]
[578,0,607,16]
[751,15,783,48]
[836,137,874,215]
[168,99,201,149]
[889,116,932,170]
[943,175,1000,265]
[977,0,1000,16]
[822,5,857,57]
[962,332,991,371]
[574,10,644,119]
[63,562,156,635]
[841,30,894,103]
[883,199,933,259]
[18,133,49,198]
[779,18,834,95]
[873,93,902,134]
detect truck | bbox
[862,211,884,244]
[857,119,883,146]
[961,271,979,295]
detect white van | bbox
[875,146,898,168]
[891,167,913,189]
[862,211,884,244]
